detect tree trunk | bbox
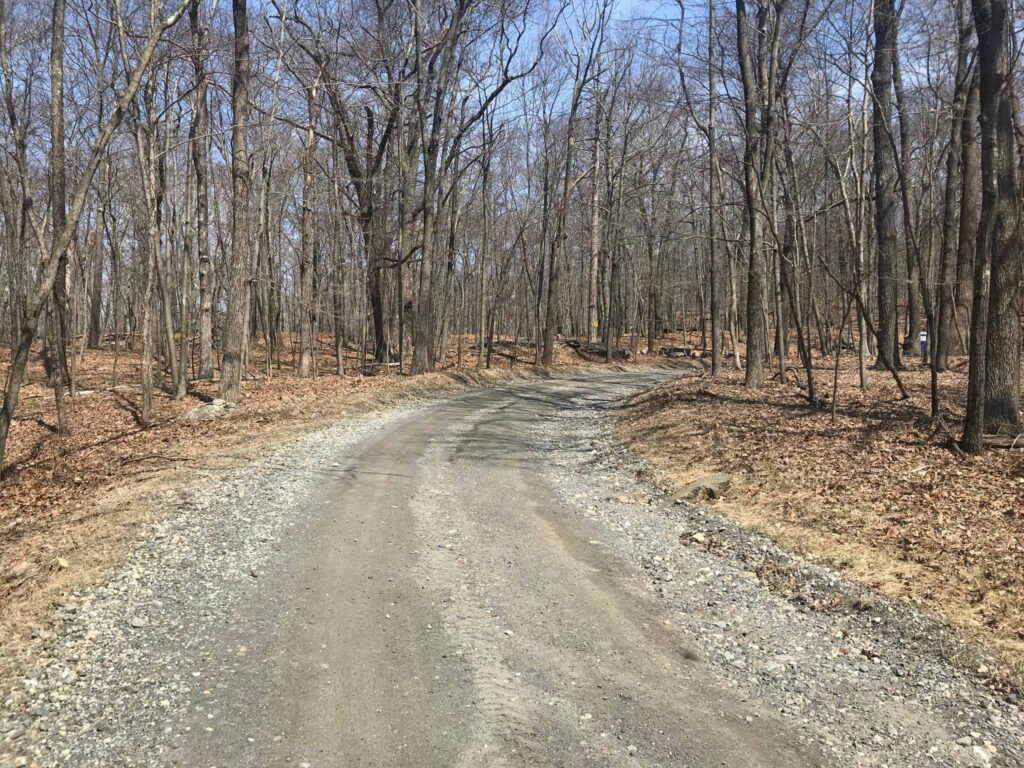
[587,91,602,347]
[190,0,214,380]
[736,0,767,387]
[87,155,106,349]
[963,0,1021,450]
[219,0,251,404]
[477,145,490,370]
[980,22,1022,432]
[298,87,318,378]
[935,8,971,370]
[871,0,902,372]
[955,69,980,355]
[708,0,723,377]
[47,0,71,436]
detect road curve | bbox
[7,370,1021,768]
[164,370,819,768]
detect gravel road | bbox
[1,370,1022,767]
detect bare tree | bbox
[962,0,1021,451]
[219,0,253,404]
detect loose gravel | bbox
[0,406,418,768]
[532,381,1024,767]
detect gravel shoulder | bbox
[1,370,1022,768]
[537,379,1024,767]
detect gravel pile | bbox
[532,382,1024,768]
[0,408,414,768]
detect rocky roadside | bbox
[533,383,1024,768]
[0,407,418,768]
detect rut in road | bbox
[407,389,814,768]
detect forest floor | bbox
[615,349,1024,688]
[0,333,675,651]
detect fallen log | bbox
[982,434,1024,449]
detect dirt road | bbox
[2,371,1022,767]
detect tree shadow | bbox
[111,389,145,428]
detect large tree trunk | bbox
[541,10,602,368]
[954,70,980,355]
[297,88,318,378]
[936,7,972,371]
[157,119,183,398]
[871,0,902,372]
[893,52,919,356]
[140,177,158,426]
[736,0,767,387]
[412,201,435,373]
[46,0,71,436]
[363,217,390,365]
[980,20,1022,432]
[708,0,723,377]
[190,0,214,380]
[477,144,490,370]
[963,0,1021,450]
[541,152,573,367]
[219,0,252,404]
[587,92,602,347]
[331,142,346,375]
[87,154,106,349]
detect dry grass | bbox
[615,348,1024,684]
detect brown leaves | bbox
[616,354,1024,679]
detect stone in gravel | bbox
[971,745,993,764]
[9,561,37,580]
[627,744,638,755]
[678,473,733,501]
[128,616,147,629]
[181,399,235,422]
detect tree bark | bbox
[46,0,71,436]
[219,0,252,404]
[736,0,767,387]
[587,90,602,347]
[871,0,902,372]
[963,0,1021,450]
[978,1,1022,432]
[708,0,723,377]
[954,70,980,354]
[87,153,106,349]
[298,86,318,378]
[189,0,214,380]
[935,5,971,370]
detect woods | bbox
[1,0,1023,477]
